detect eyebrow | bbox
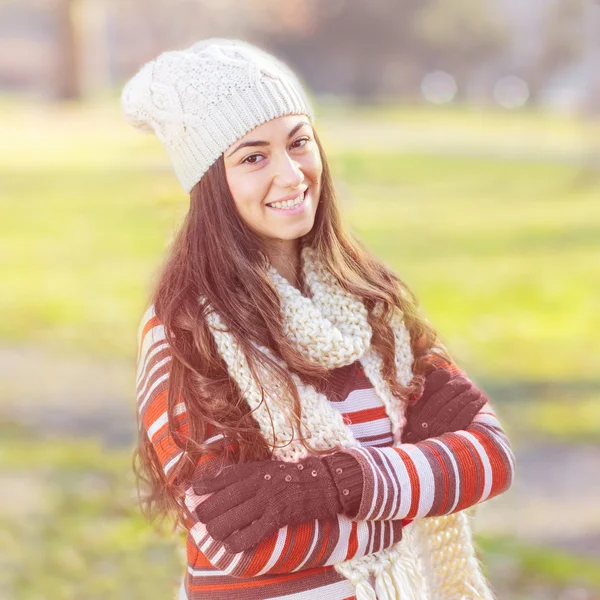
[226,121,311,158]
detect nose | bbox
[273,151,304,190]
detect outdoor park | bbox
[1,1,599,599]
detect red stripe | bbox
[345,521,358,561]
[450,434,483,511]
[138,315,161,358]
[471,428,510,498]
[393,447,421,519]
[423,440,451,514]
[343,406,388,424]
[243,530,279,576]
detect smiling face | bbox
[223,115,323,251]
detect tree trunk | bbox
[55,0,80,100]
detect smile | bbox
[266,191,306,213]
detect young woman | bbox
[123,39,515,600]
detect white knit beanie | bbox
[121,38,315,193]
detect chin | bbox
[276,219,315,242]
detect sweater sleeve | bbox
[338,400,515,522]
[136,306,405,578]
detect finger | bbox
[446,392,488,432]
[424,376,472,416]
[196,478,260,523]
[205,497,266,542]
[193,463,248,495]
[428,389,482,436]
[422,368,453,397]
[222,515,279,554]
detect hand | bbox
[402,366,488,444]
[193,456,343,553]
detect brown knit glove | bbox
[193,453,362,553]
[402,365,488,444]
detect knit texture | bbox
[137,310,514,598]
[121,38,315,193]
[193,246,497,600]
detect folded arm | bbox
[188,352,515,545]
[341,400,515,522]
[136,306,404,577]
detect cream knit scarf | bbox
[202,246,494,600]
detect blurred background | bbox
[1,1,599,598]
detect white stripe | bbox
[332,387,386,413]
[429,438,461,513]
[356,447,388,520]
[138,323,166,373]
[369,448,401,519]
[474,412,502,429]
[138,372,169,413]
[136,305,156,358]
[255,527,288,575]
[147,403,186,440]
[492,430,517,480]
[136,339,169,386]
[469,422,516,484]
[137,354,171,395]
[178,580,187,600]
[368,521,377,554]
[354,520,370,557]
[188,538,244,577]
[292,520,320,572]
[187,565,230,577]
[207,545,227,566]
[361,434,394,447]
[347,418,393,440]
[378,521,390,553]
[377,444,412,519]
[328,516,353,564]
[351,448,381,520]
[398,444,436,518]
[205,433,225,446]
[268,579,357,600]
[148,412,168,440]
[457,430,494,502]
[164,451,183,475]
[386,520,396,552]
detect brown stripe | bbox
[309,518,341,569]
[188,563,348,599]
[363,448,396,520]
[419,440,456,516]
[355,432,393,446]
[304,517,338,568]
[137,343,171,394]
[138,374,170,420]
[352,370,377,391]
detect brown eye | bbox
[291,136,310,149]
[242,153,264,165]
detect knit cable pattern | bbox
[121,38,315,193]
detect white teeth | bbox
[268,191,305,210]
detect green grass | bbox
[0,426,183,599]
[479,535,600,591]
[2,99,598,385]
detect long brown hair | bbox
[134,129,446,525]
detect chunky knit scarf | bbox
[202,246,494,600]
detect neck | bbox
[265,238,302,289]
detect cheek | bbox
[227,173,268,216]
[302,150,323,186]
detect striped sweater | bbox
[136,306,515,600]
